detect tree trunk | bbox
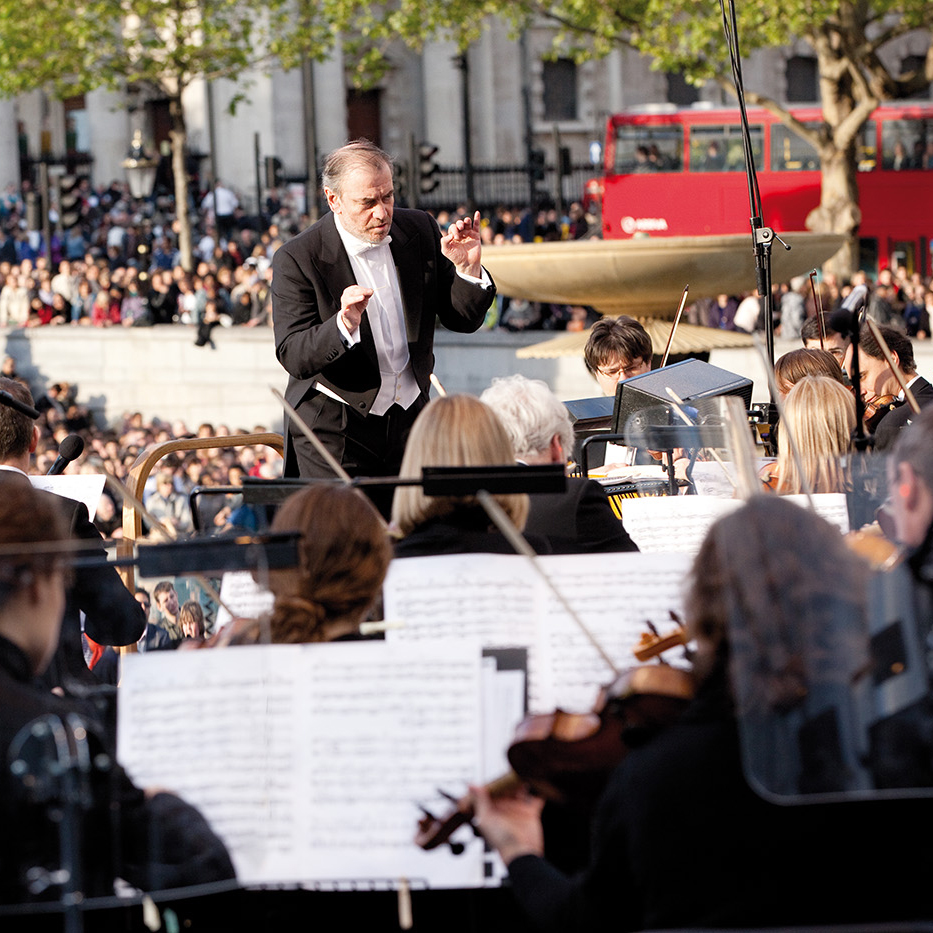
[804,32,874,280]
[805,146,861,279]
[169,97,194,272]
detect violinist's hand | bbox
[469,783,545,866]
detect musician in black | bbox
[845,324,933,447]
[0,481,235,907]
[471,498,933,930]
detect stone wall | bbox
[5,324,933,434]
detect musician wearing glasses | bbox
[583,317,653,397]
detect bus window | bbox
[612,125,683,174]
[688,124,763,171]
[857,121,877,171]
[881,118,932,170]
[770,123,820,171]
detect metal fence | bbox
[413,163,597,213]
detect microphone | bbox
[830,284,869,341]
[0,389,40,420]
[47,434,85,476]
[841,283,868,313]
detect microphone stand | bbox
[719,0,790,455]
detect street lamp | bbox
[122,129,158,200]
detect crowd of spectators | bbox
[3,354,283,541]
[2,171,931,340]
[686,265,932,340]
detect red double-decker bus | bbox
[591,102,933,276]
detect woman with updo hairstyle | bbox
[760,375,855,495]
[264,483,391,642]
[213,483,392,646]
[773,347,846,398]
[391,394,542,556]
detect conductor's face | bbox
[325,162,395,244]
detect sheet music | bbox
[384,552,690,711]
[619,496,741,554]
[117,641,487,889]
[536,552,692,711]
[783,493,850,534]
[30,473,105,521]
[214,570,275,629]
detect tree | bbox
[0,0,336,270]
[1,1,929,275]
[350,1,933,276]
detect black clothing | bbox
[874,376,933,450]
[506,680,933,932]
[272,209,494,478]
[393,507,551,558]
[0,474,146,693]
[0,634,235,905]
[524,477,638,554]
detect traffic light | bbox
[530,148,546,181]
[559,146,572,178]
[418,143,440,194]
[264,156,284,189]
[59,174,81,230]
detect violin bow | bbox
[863,318,921,415]
[103,474,238,623]
[660,285,689,370]
[272,386,354,483]
[808,269,826,349]
[475,490,620,678]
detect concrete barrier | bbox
[5,324,932,431]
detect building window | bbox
[901,55,931,98]
[542,59,577,121]
[63,95,89,153]
[786,56,818,103]
[666,73,699,107]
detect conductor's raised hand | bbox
[338,284,373,334]
[440,210,483,278]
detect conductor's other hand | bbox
[441,210,483,279]
[339,285,373,334]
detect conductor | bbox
[273,140,496,483]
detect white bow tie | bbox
[345,235,392,256]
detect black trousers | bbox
[287,392,425,517]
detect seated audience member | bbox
[846,323,933,447]
[761,376,855,495]
[480,375,637,553]
[800,313,849,367]
[773,347,846,398]
[392,394,548,557]
[180,600,207,640]
[0,482,235,903]
[472,497,933,931]
[583,316,652,398]
[213,484,391,645]
[150,580,183,645]
[0,377,145,691]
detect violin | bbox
[414,621,694,853]
[863,393,900,431]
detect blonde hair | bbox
[775,376,855,495]
[391,395,529,536]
